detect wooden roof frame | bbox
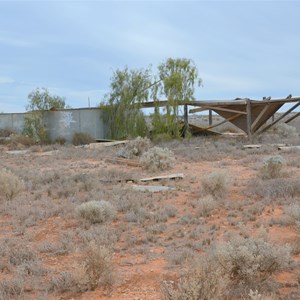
[141,97,300,139]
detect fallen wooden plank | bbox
[89,140,128,149]
[278,146,300,151]
[140,173,184,182]
[132,185,175,193]
[243,144,262,149]
[105,157,141,167]
[243,143,289,149]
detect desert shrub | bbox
[0,277,24,300]
[117,136,151,159]
[82,242,113,290]
[54,136,66,145]
[195,195,217,217]
[0,169,25,201]
[260,155,285,179]
[0,128,16,137]
[215,237,291,286]
[48,271,82,293]
[201,170,229,198]
[72,132,94,146]
[140,146,175,171]
[284,203,300,225]
[162,256,226,300]
[9,247,37,266]
[247,178,300,201]
[272,123,298,138]
[8,134,35,149]
[76,200,116,224]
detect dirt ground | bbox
[1,128,300,299]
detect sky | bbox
[1,0,300,113]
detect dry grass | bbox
[0,127,299,299]
[0,169,25,201]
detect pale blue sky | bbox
[1,0,300,112]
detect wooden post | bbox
[272,114,275,122]
[246,99,252,141]
[183,104,188,137]
[209,109,212,126]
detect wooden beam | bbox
[209,109,213,126]
[258,101,300,134]
[183,104,188,137]
[251,104,270,132]
[205,112,244,130]
[246,99,252,141]
[285,112,300,124]
[189,106,247,115]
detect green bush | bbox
[140,146,175,171]
[72,132,94,146]
[76,200,116,224]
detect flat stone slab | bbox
[132,185,175,193]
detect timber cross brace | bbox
[142,96,300,140]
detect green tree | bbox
[152,58,201,138]
[101,66,151,139]
[26,87,66,111]
[23,88,66,143]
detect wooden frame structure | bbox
[142,96,300,139]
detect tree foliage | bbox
[23,88,66,143]
[102,67,151,139]
[152,58,201,138]
[26,87,66,111]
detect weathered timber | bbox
[140,173,184,182]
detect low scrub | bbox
[215,237,291,287]
[140,146,175,171]
[162,256,226,300]
[76,200,116,224]
[0,169,25,201]
[82,242,114,290]
[117,136,151,159]
[201,170,229,198]
[260,155,285,179]
[72,132,94,146]
[195,195,217,217]
[284,203,300,225]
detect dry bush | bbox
[48,271,83,293]
[9,247,37,266]
[260,155,285,179]
[215,237,291,287]
[72,132,94,145]
[117,136,151,159]
[162,256,226,300]
[201,170,229,198]
[246,178,300,202]
[140,146,175,171]
[8,134,35,149]
[82,241,114,290]
[0,277,24,300]
[271,123,298,138]
[0,128,16,137]
[284,203,300,225]
[76,200,116,224]
[194,195,217,217]
[0,169,25,201]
